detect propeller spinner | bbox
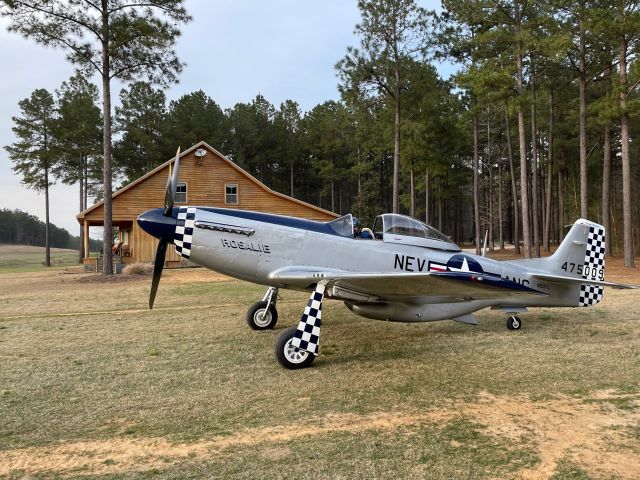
[137,147,181,309]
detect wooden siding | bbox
[79,144,336,263]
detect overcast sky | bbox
[0,0,448,235]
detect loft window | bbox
[175,182,187,203]
[225,184,238,205]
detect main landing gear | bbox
[274,327,316,369]
[246,284,326,369]
[273,283,327,369]
[246,287,279,330]
[506,315,522,330]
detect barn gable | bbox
[77,141,336,266]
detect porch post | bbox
[83,221,90,260]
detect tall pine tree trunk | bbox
[473,107,481,255]
[505,101,520,253]
[499,159,504,249]
[410,164,415,218]
[602,63,613,256]
[392,68,401,214]
[78,158,84,262]
[331,180,335,213]
[83,155,88,210]
[438,178,443,231]
[619,35,635,267]
[44,166,51,267]
[531,62,540,257]
[101,4,114,275]
[487,118,494,250]
[544,90,554,252]
[425,169,430,224]
[579,19,588,219]
[517,51,531,258]
[558,158,565,243]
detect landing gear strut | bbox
[506,315,522,330]
[246,287,278,330]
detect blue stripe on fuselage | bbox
[188,207,347,237]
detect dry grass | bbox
[0,244,79,273]
[1,261,639,479]
[123,262,154,276]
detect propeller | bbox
[149,147,181,309]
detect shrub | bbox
[123,262,153,275]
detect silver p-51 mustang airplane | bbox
[138,150,636,369]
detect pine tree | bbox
[337,0,433,214]
[1,0,191,274]
[4,89,58,267]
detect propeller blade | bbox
[149,237,168,309]
[163,147,181,216]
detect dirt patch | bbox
[1,390,638,478]
[465,391,640,480]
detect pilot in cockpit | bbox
[353,217,374,239]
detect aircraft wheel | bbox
[246,301,278,330]
[274,327,315,369]
[507,315,522,330]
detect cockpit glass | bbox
[381,214,453,243]
[385,215,428,238]
[327,214,354,237]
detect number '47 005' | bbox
[561,262,604,280]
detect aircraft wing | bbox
[269,267,547,302]
[530,273,638,289]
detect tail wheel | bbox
[274,327,316,369]
[246,301,278,330]
[507,315,522,330]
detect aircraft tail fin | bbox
[545,219,606,306]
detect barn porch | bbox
[81,220,138,272]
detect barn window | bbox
[175,182,187,203]
[225,184,238,205]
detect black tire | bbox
[274,327,316,369]
[507,315,522,330]
[246,301,278,330]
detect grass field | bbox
[0,244,80,273]
[0,257,639,479]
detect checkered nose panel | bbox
[175,206,196,259]
[579,225,605,307]
[291,283,326,355]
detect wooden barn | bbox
[77,141,337,269]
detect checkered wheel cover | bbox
[291,283,326,355]
[579,225,605,307]
[175,206,196,259]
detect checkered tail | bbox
[291,283,326,355]
[175,206,196,259]
[579,225,606,307]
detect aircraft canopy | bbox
[372,214,460,251]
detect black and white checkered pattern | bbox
[579,284,603,307]
[579,225,605,307]
[174,206,196,259]
[291,283,326,355]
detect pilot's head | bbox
[353,217,362,236]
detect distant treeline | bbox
[0,209,102,251]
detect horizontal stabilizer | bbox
[531,273,637,290]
